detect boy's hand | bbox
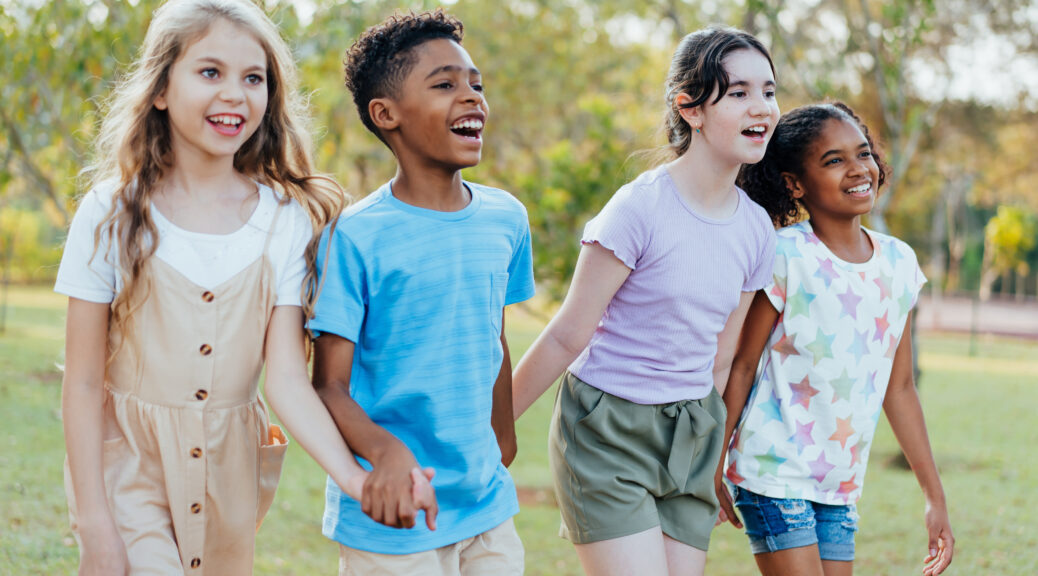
[362,440,438,530]
[496,423,517,467]
[922,501,954,575]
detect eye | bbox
[201,68,219,80]
[859,150,873,158]
[471,83,484,93]
[729,90,747,98]
[764,89,776,99]
[825,157,843,166]
[433,81,453,89]
[245,73,265,85]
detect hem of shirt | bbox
[580,238,636,270]
[323,499,519,555]
[567,368,714,405]
[54,283,114,304]
[306,318,361,343]
[505,285,536,306]
[732,478,862,506]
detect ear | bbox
[369,97,400,132]
[674,92,702,130]
[781,172,805,199]
[154,90,168,111]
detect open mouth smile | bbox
[207,114,245,136]
[450,117,484,141]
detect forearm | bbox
[316,384,410,464]
[492,328,517,465]
[265,373,366,499]
[512,322,590,419]
[719,361,756,461]
[62,376,114,526]
[884,384,946,503]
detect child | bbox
[511,27,779,576]
[309,9,535,575]
[715,102,954,575]
[55,1,367,573]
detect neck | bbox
[391,160,470,212]
[809,213,872,263]
[162,163,250,200]
[665,145,741,217]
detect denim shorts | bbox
[733,486,858,561]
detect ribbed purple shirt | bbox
[569,166,776,404]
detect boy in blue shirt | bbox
[310,9,534,574]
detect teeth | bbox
[451,119,483,131]
[208,115,242,126]
[746,125,766,133]
[847,183,871,194]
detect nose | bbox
[749,92,771,118]
[219,80,245,104]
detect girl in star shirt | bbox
[715,102,953,576]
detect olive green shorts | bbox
[549,372,726,550]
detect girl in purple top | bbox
[512,27,779,576]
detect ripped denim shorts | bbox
[732,486,859,562]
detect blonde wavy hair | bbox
[84,0,347,355]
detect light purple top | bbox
[568,166,776,404]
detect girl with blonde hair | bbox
[56,0,371,573]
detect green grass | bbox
[1,286,1034,574]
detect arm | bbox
[713,290,757,396]
[262,306,367,500]
[62,298,128,575]
[882,313,954,575]
[312,333,437,530]
[492,312,517,466]
[511,242,632,419]
[715,290,779,528]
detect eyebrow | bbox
[820,142,870,160]
[196,56,265,73]
[727,78,777,89]
[425,64,481,79]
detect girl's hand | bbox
[410,467,438,531]
[714,466,741,529]
[78,520,128,575]
[922,501,954,575]
[362,440,438,530]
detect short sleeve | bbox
[54,189,119,303]
[307,223,367,342]
[505,218,536,305]
[763,235,791,313]
[744,224,777,292]
[274,204,312,307]
[580,188,648,270]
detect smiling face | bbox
[786,118,880,220]
[687,48,780,167]
[154,18,268,166]
[372,38,489,172]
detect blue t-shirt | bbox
[310,180,536,554]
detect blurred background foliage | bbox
[2,0,1037,301]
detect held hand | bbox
[714,466,742,529]
[78,520,129,576]
[410,467,438,531]
[361,440,430,529]
[922,502,954,575]
[340,470,369,502]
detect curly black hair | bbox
[343,9,464,146]
[738,102,890,227]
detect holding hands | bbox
[360,439,438,530]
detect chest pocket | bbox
[490,272,509,334]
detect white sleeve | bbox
[54,189,119,303]
[274,202,312,307]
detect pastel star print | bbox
[725,221,925,505]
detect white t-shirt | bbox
[726,220,926,505]
[55,180,312,307]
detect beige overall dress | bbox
[65,206,289,575]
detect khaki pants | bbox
[338,518,524,576]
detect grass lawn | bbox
[1,285,1034,574]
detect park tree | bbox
[980,205,1037,301]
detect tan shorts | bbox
[549,372,726,550]
[338,518,524,576]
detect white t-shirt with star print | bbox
[726,220,925,505]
